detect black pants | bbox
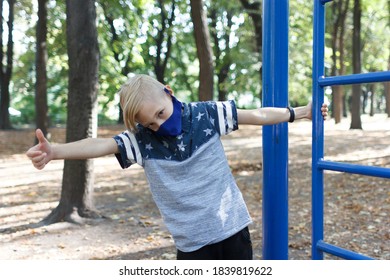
[177,227,253,260]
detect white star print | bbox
[196,112,205,121]
[204,128,213,136]
[145,143,153,150]
[178,141,186,152]
[210,117,215,126]
[162,141,169,148]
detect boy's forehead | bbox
[138,90,165,109]
[143,86,165,99]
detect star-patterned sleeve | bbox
[113,131,143,169]
[207,100,238,136]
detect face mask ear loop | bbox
[163,87,175,103]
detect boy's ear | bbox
[164,85,174,96]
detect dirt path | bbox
[0,115,389,260]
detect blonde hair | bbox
[118,74,164,132]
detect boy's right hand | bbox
[26,129,53,170]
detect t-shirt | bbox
[113,100,252,252]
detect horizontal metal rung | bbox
[317,160,390,179]
[318,71,390,87]
[317,240,375,260]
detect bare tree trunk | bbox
[369,83,375,117]
[386,80,390,117]
[330,2,339,120]
[210,7,233,101]
[43,0,100,225]
[350,0,362,129]
[190,0,214,101]
[239,0,262,100]
[331,0,349,123]
[0,0,15,130]
[337,0,348,120]
[35,0,49,142]
[154,0,175,84]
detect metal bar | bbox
[311,0,326,260]
[318,160,390,179]
[262,0,289,260]
[312,0,386,261]
[318,71,390,87]
[316,241,375,260]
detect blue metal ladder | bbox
[311,0,390,260]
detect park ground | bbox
[0,115,389,260]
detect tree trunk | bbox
[190,0,214,101]
[210,7,232,101]
[337,0,348,121]
[154,0,175,84]
[385,81,390,117]
[0,0,15,130]
[369,83,375,117]
[35,0,49,141]
[43,0,100,225]
[331,0,349,123]
[333,86,343,122]
[350,0,362,129]
[330,2,338,119]
[239,0,262,100]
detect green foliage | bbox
[209,0,261,106]
[7,0,390,127]
[289,0,314,105]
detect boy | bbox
[27,74,328,260]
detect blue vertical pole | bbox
[312,0,327,260]
[262,0,289,260]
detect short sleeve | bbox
[113,131,143,169]
[207,100,238,136]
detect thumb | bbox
[36,129,47,145]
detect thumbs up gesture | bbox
[26,129,53,170]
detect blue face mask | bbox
[155,89,182,137]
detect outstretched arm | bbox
[26,129,118,170]
[237,102,328,126]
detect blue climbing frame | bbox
[262,0,390,260]
[262,0,289,260]
[311,0,390,260]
